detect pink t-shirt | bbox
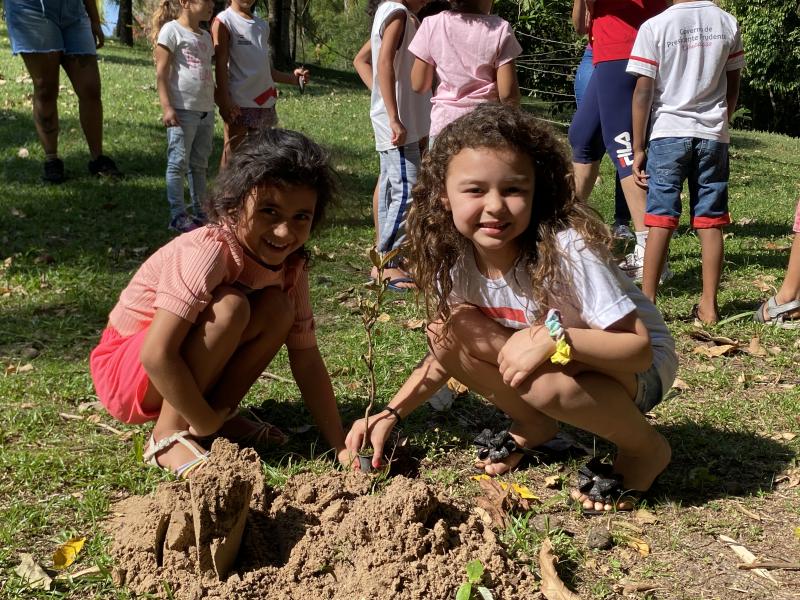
[408,11,522,136]
[107,225,316,349]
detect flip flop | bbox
[754,296,800,329]
[386,276,416,292]
[572,457,644,516]
[143,430,209,479]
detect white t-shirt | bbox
[626,1,745,142]
[449,229,677,390]
[369,2,431,151]
[156,20,214,112]
[214,8,277,109]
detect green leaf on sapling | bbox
[466,559,484,584]
[476,587,494,600]
[456,582,472,600]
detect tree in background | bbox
[719,0,800,135]
[115,0,134,46]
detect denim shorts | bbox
[634,364,664,414]
[644,137,731,230]
[6,0,96,55]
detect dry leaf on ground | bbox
[53,536,85,570]
[693,344,738,358]
[376,313,391,323]
[634,509,658,525]
[447,377,469,395]
[14,554,52,590]
[538,538,581,600]
[718,534,778,584]
[403,318,425,330]
[746,337,768,356]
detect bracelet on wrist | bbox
[544,308,572,365]
[384,406,402,423]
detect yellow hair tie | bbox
[545,308,572,365]
[550,338,572,365]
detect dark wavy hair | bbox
[204,128,337,241]
[408,103,612,331]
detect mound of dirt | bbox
[107,439,538,599]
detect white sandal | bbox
[143,430,209,479]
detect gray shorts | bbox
[634,364,664,413]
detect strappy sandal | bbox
[754,296,800,329]
[473,429,540,472]
[572,457,641,516]
[206,409,289,448]
[143,430,209,479]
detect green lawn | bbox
[1,33,798,599]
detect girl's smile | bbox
[235,185,317,268]
[442,146,535,276]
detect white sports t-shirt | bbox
[369,2,431,151]
[214,8,277,109]
[449,229,677,390]
[626,1,745,142]
[156,20,214,112]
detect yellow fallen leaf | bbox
[544,474,561,488]
[625,536,650,557]
[52,536,85,570]
[511,483,538,500]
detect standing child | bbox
[629,0,745,323]
[346,105,677,513]
[213,0,310,167]
[90,129,352,477]
[369,0,432,290]
[408,0,521,143]
[152,0,216,233]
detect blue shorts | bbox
[568,59,637,178]
[6,0,97,56]
[644,137,730,230]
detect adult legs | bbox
[20,52,62,157]
[696,227,723,323]
[61,53,103,159]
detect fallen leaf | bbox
[376,313,391,323]
[746,337,768,357]
[696,364,716,373]
[752,274,776,292]
[690,330,738,345]
[693,344,738,358]
[719,534,778,584]
[53,536,85,570]
[447,377,469,396]
[14,554,52,590]
[768,346,782,355]
[544,474,562,488]
[54,565,102,581]
[621,581,661,596]
[403,318,425,330]
[538,538,581,600]
[510,483,537,500]
[474,506,494,527]
[475,478,510,528]
[671,378,689,391]
[77,401,103,413]
[625,536,650,557]
[771,432,797,442]
[634,509,658,525]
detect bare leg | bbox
[618,174,647,232]
[641,227,673,302]
[61,54,103,159]
[220,120,249,169]
[20,52,62,156]
[143,287,292,471]
[573,161,600,201]
[696,227,723,323]
[771,232,800,311]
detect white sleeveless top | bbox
[214,8,277,109]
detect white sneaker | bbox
[611,222,635,240]
[428,385,455,411]
[619,253,673,285]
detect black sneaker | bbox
[42,158,66,184]
[88,154,123,178]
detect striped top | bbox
[108,225,316,349]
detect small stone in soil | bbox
[586,526,613,550]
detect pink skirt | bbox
[89,327,157,424]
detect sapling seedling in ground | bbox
[357,246,401,472]
[456,559,494,600]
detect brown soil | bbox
[106,439,538,599]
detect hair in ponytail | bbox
[150,0,181,47]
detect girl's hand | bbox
[336,448,358,470]
[162,107,180,128]
[498,326,556,388]
[345,412,396,470]
[293,67,310,86]
[91,20,105,49]
[219,100,240,124]
[389,118,407,147]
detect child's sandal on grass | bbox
[754,296,800,329]
[572,457,642,516]
[143,430,210,479]
[206,409,289,448]
[473,428,539,472]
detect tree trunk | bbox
[115,0,134,46]
[267,0,295,68]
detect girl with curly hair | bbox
[346,104,676,513]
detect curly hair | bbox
[204,128,337,257]
[407,103,612,331]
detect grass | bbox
[1,31,799,599]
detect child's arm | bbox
[82,0,104,48]
[726,68,741,123]
[345,351,449,468]
[571,0,592,34]
[288,347,353,467]
[410,58,434,93]
[271,65,310,86]
[353,39,373,90]
[631,75,655,188]
[497,61,521,106]
[498,312,652,388]
[377,12,408,147]
[211,18,240,123]
[140,309,229,436]
[154,45,179,127]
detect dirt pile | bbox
[107,439,538,599]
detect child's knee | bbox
[208,286,251,330]
[526,369,581,410]
[251,287,294,332]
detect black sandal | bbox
[573,457,641,516]
[473,429,542,472]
